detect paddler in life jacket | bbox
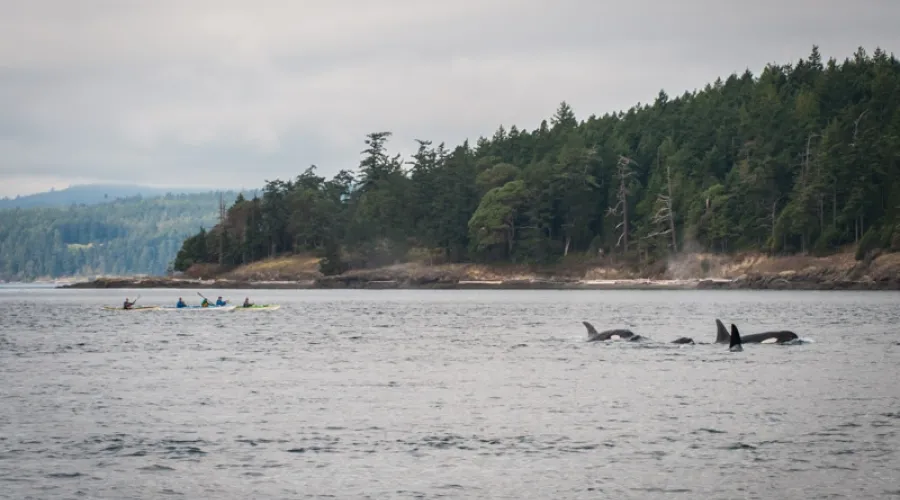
[123,298,135,310]
[201,298,209,307]
[242,297,253,308]
[176,297,186,308]
[215,296,227,306]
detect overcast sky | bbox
[1,0,898,198]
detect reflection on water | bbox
[1,288,898,499]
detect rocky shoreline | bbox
[58,275,900,291]
[51,250,900,291]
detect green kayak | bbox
[235,304,280,311]
[103,305,160,311]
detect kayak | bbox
[158,305,237,312]
[103,305,160,311]
[234,304,280,311]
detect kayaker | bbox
[176,297,186,308]
[123,298,135,310]
[215,296,227,306]
[201,298,209,307]
[242,297,253,308]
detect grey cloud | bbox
[0,0,898,197]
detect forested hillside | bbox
[174,46,900,275]
[0,191,243,280]
[0,183,228,209]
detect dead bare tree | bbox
[641,148,678,253]
[659,155,677,252]
[851,109,869,147]
[218,192,226,266]
[646,197,674,247]
[754,195,782,253]
[800,133,821,186]
[562,147,602,257]
[850,110,869,243]
[606,155,638,252]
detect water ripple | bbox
[0,288,898,499]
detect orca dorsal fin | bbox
[729,323,743,351]
[715,319,730,343]
[582,321,599,336]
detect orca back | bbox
[740,330,800,344]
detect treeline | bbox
[0,183,225,209]
[0,192,244,280]
[174,46,900,275]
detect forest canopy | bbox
[0,192,243,280]
[175,46,900,274]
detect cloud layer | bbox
[1,0,898,196]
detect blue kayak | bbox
[158,305,237,312]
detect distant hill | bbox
[0,183,249,209]
[0,190,254,281]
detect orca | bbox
[714,319,798,345]
[582,321,693,344]
[729,324,743,352]
[582,321,643,342]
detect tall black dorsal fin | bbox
[729,323,743,351]
[715,319,730,343]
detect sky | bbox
[1,0,898,198]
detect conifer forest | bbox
[167,47,900,274]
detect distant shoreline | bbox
[58,276,900,291]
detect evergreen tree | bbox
[168,45,900,273]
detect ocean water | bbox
[1,288,898,499]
